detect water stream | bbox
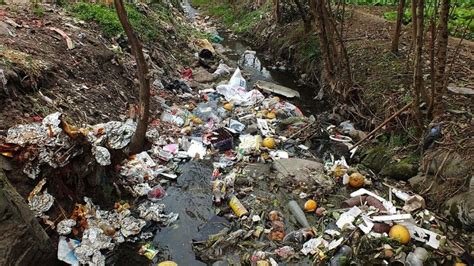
[149,1,324,264]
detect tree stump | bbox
[0,170,55,265]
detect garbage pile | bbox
[0,24,469,265]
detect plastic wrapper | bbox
[212,63,231,77]
[147,185,167,201]
[57,219,77,235]
[336,206,362,230]
[58,237,80,266]
[301,237,328,256]
[187,140,206,159]
[238,135,262,154]
[138,201,179,225]
[92,145,111,166]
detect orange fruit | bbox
[349,172,365,188]
[389,224,411,244]
[223,103,233,111]
[304,200,317,212]
[262,137,276,149]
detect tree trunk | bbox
[273,0,281,23]
[294,0,312,33]
[115,0,150,154]
[0,170,55,265]
[410,0,417,47]
[391,0,406,53]
[311,0,335,83]
[433,0,449,117]
[412,0,424,129]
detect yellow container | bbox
[229,195,248,217]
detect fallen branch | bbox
[350,102,412,151]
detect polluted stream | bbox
[149,2,325,265]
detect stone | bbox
[425,151,471,178]
[442,177,474,230]
[380,161,418,181]
[361,147,391,173]
[193,67,215,83]
[273,158,332,187]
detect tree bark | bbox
[412,0,424,129]
[294,0,312,33]
[0,170,55,265]
[433,0,449,117]
[410,0,417,48]
[115,0,150,154]
[273,0,281,23]
[391,0,406,53]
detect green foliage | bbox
[69,3,158,40]
[32,5,45,17]
[383,7,473,40]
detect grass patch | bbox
[32,6,46,17]
[69,3,158,40]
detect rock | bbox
[0,21,12,36]
[425,151,472,178]
[0,156,12,171]
[273,158,332,186]
[193,67,215,83]
[380,161,418,181]
[408,174,427,190]
[361,147,391,173]
[442,177,474,230]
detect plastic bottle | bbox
[287,200,310,228]
[406,247,429,266]
[229,195,248,217]
[329,245,352,266]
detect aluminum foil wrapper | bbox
[74,227,114,265]
[146,127,161,143]
[120,216,146,237]
[120,151,159,183]
[6,123,46,146]
[92,145,111,166]
[42,112,62,137]
[132,183,152,197]
[104,120,136,149]
[57,219,77,235]
[28,190,54,217]
[138,201,179,226]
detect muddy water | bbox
[153,161,213,265]
[149,1,325,264]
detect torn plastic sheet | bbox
[216,86,265,106]
[270,150,289,160]
[336,206,362,230]
[138,201,179,225]
[228,119,245,133]
[57,219,77,235]
[187,140,206,159]
[58,236,80,266]
[238,135,262,154]
[350,188,396,214]
[328,237,344,250]
[399,222,445,249]
[257,118,275,136]
[358,216,374,234]
[92,145,111,166]
[301,237,328,256]
[120,152,159,183]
